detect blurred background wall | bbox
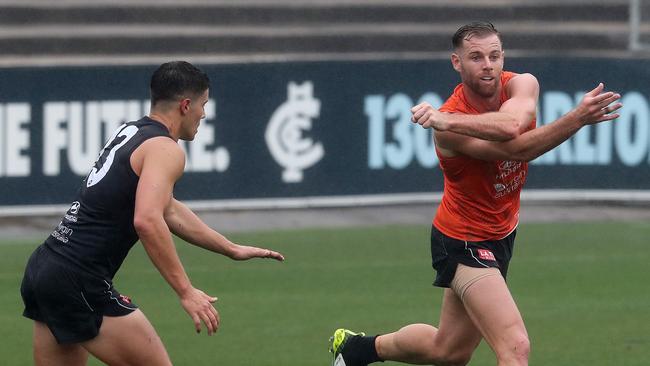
[1,0,649,216]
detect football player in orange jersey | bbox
[330,22,621,366]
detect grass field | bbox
[2,221,649,365]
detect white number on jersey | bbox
[86,124,138,187]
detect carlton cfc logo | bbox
[265,81,324,183]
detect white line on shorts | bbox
[465,241,489,268]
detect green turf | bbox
[3,222,649,365]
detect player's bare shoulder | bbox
[131,136,185,178]
[507,73,539,98]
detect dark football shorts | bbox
[430,225,516,288]
[20,244,138,344]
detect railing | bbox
[629,0,650,50]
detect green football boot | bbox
[329,328,366,366]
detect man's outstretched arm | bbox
[164,199,285,261]
[411,73,539,141]
[133,137,220,336]
[434,83,622,162]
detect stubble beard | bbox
[467,77,498,98]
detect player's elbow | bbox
[502,127,519,141]
[493,121,520,142]
[504,120,522,140]
[133,213,160,237]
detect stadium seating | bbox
[0,0,641,64]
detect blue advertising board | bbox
[1,58,649,210]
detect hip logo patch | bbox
[477,249,496,261]
[119,294,132,304]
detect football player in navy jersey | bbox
[21,61,284,365]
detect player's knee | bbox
[496,333,530,365]
[511,334,530,360]
[517,336,531,361]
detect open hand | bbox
[576,83,622,125]
[179,287,220,336]
[231,245,285,261]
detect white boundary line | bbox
[1,190,648,217]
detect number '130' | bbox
[365,93,441,169]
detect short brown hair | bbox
[452,22,501,49]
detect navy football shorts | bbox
[430,225,516,288]
[20,245,138,344]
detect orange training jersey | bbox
[433,71,536,241]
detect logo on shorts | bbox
[477,249,496,261]
[119,294,132,304]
